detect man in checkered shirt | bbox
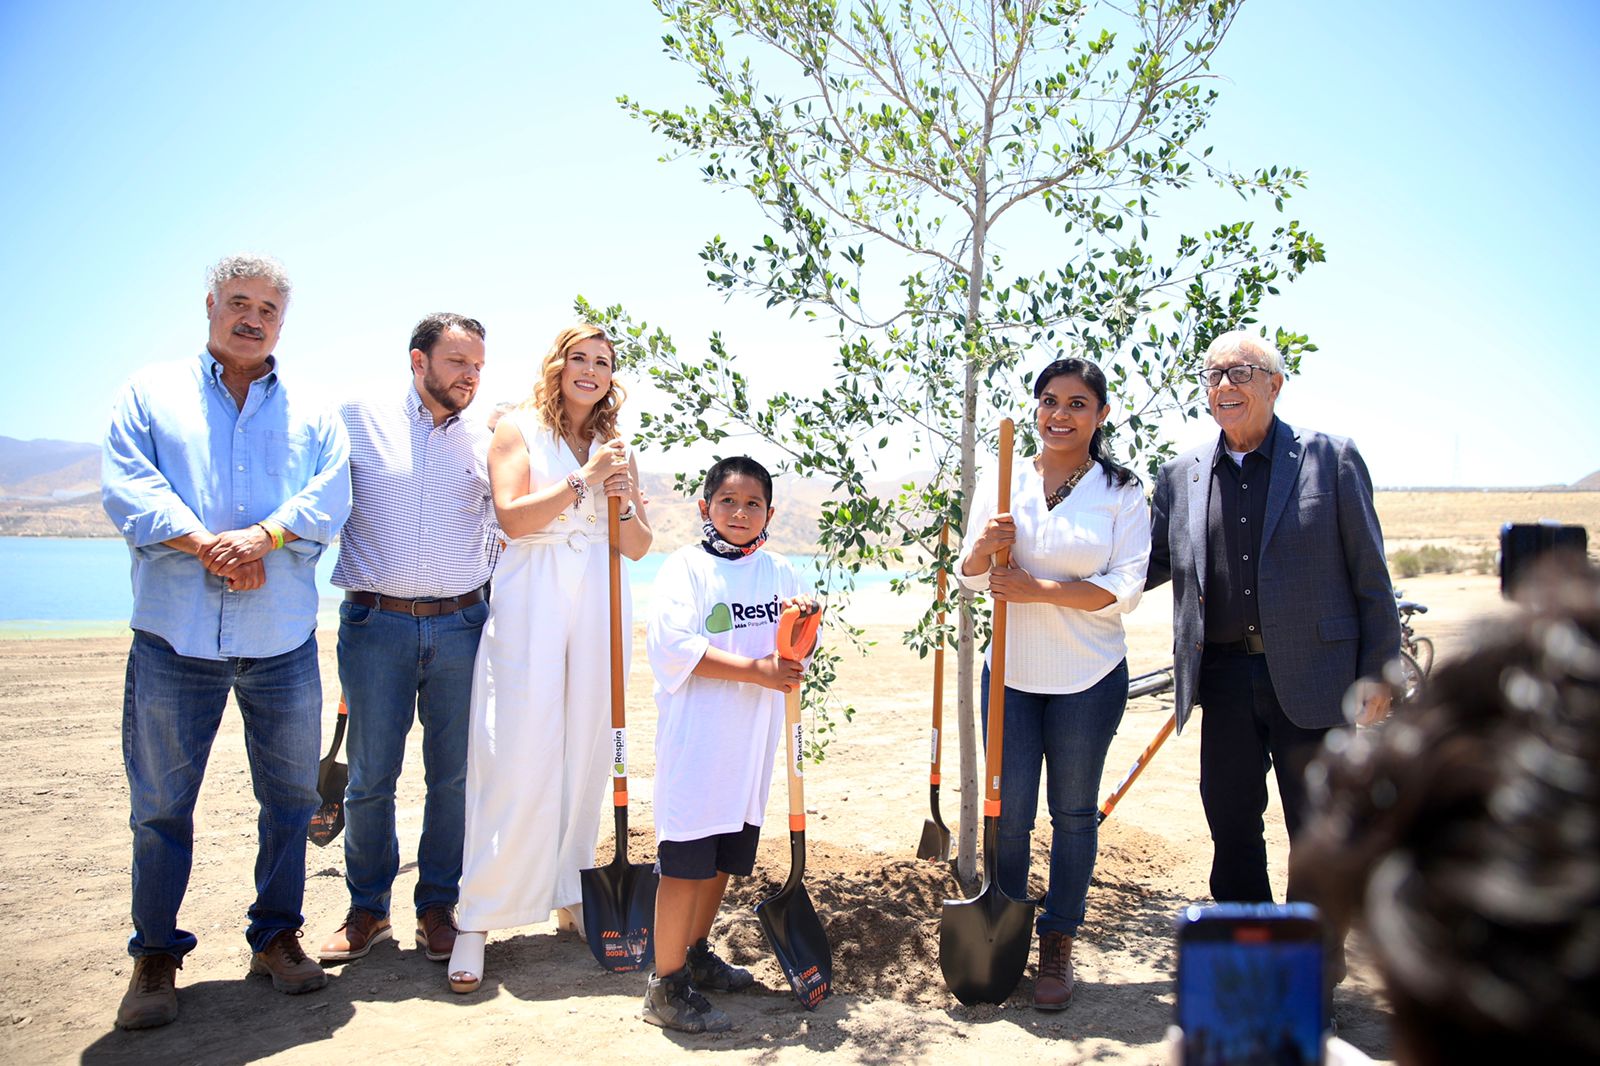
[317,313,498,970]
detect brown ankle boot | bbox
[1034,931,1075,1010]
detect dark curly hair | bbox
[1296,562,1600,1065]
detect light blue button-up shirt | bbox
[102,352,352,660]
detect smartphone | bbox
[1175,902,1326,1066]
[1499,521,1588,597]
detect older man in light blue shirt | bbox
[102,254,351,1030]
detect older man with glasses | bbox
[1146,331,1399,979]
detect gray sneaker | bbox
[642,967,733,1034]
[115,953,180,1030]
[687,938,755,992]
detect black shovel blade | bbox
[307,758,347,848]
[938,818,1036,1005]
[916,783,952,861]
[579,856,658,973]
[917,819,951,861]
[755,833,832,1010]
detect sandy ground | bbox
[0,572,1510,1065]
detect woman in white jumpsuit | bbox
[448,325,652,993]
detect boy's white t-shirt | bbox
[647,544,800,844]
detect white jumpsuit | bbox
[458,410,631,931]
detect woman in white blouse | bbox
[957,356,1151,1011]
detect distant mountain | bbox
[0,436,100,499]
[1576,469,1600,491]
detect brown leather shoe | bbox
[318,908,392,963]
[115,953,180,1030]
[416,905,459,962]
[250,929,329,994]
[1034,931,1075,1010]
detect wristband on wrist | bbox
[256,521,285,551]
[565,473,588,508]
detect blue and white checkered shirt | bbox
[331,386,496,599]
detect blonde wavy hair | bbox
[526,324,625,443]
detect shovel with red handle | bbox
[939,418,1036,1005]
[755,601,831,1010]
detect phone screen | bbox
[1176,904,1325,1066]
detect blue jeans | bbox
[122,629,322,958]
[981,660,1128,936]
[337,597,487,917]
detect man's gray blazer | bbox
[1147,420,1400,733]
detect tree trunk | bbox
[955,174,990,887]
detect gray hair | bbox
[206,253,292,305]
[1205,330,1284,375]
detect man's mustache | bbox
[232,325,265,340]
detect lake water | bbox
[0,537,897,637]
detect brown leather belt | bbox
[344,586,487,617]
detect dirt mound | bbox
[691,818,1195,1007]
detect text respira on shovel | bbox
[579,495,659,973]
[939,418,1037,1005]
[754,600,832,1011]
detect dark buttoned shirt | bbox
[1204,418,1281,643]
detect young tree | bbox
[585,0,1323,881]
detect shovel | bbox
[940,417,1036,1006]
[1098,709,1176,824]
[916,521,953,862]
[307,693,349,847]
[755,601,831,1011]
[580,495,659,973]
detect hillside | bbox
[0,437,98,498]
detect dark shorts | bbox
[656,823,762,880]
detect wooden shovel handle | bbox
[608,495,627,806]
[984,419,1014,812]
[785,684,805,832]
[930,522,948,785]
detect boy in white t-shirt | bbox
[642,456,810,1034]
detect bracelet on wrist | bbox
[256,521,285,551]
[618,501,637,522]
[565,473,588,508]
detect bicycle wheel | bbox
[1397,651,1425,703]
[1411,636,1434,676]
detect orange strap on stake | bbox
[984,419,1015,808]
[608,494,628,808]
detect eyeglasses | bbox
[1197,364,1274,388]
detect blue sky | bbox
[2,1,1596,487]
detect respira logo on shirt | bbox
[705,595,780,634]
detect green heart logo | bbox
[706,602,733,634]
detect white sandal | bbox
[448,930,486,994]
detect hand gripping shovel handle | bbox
[984,419,1015,821]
